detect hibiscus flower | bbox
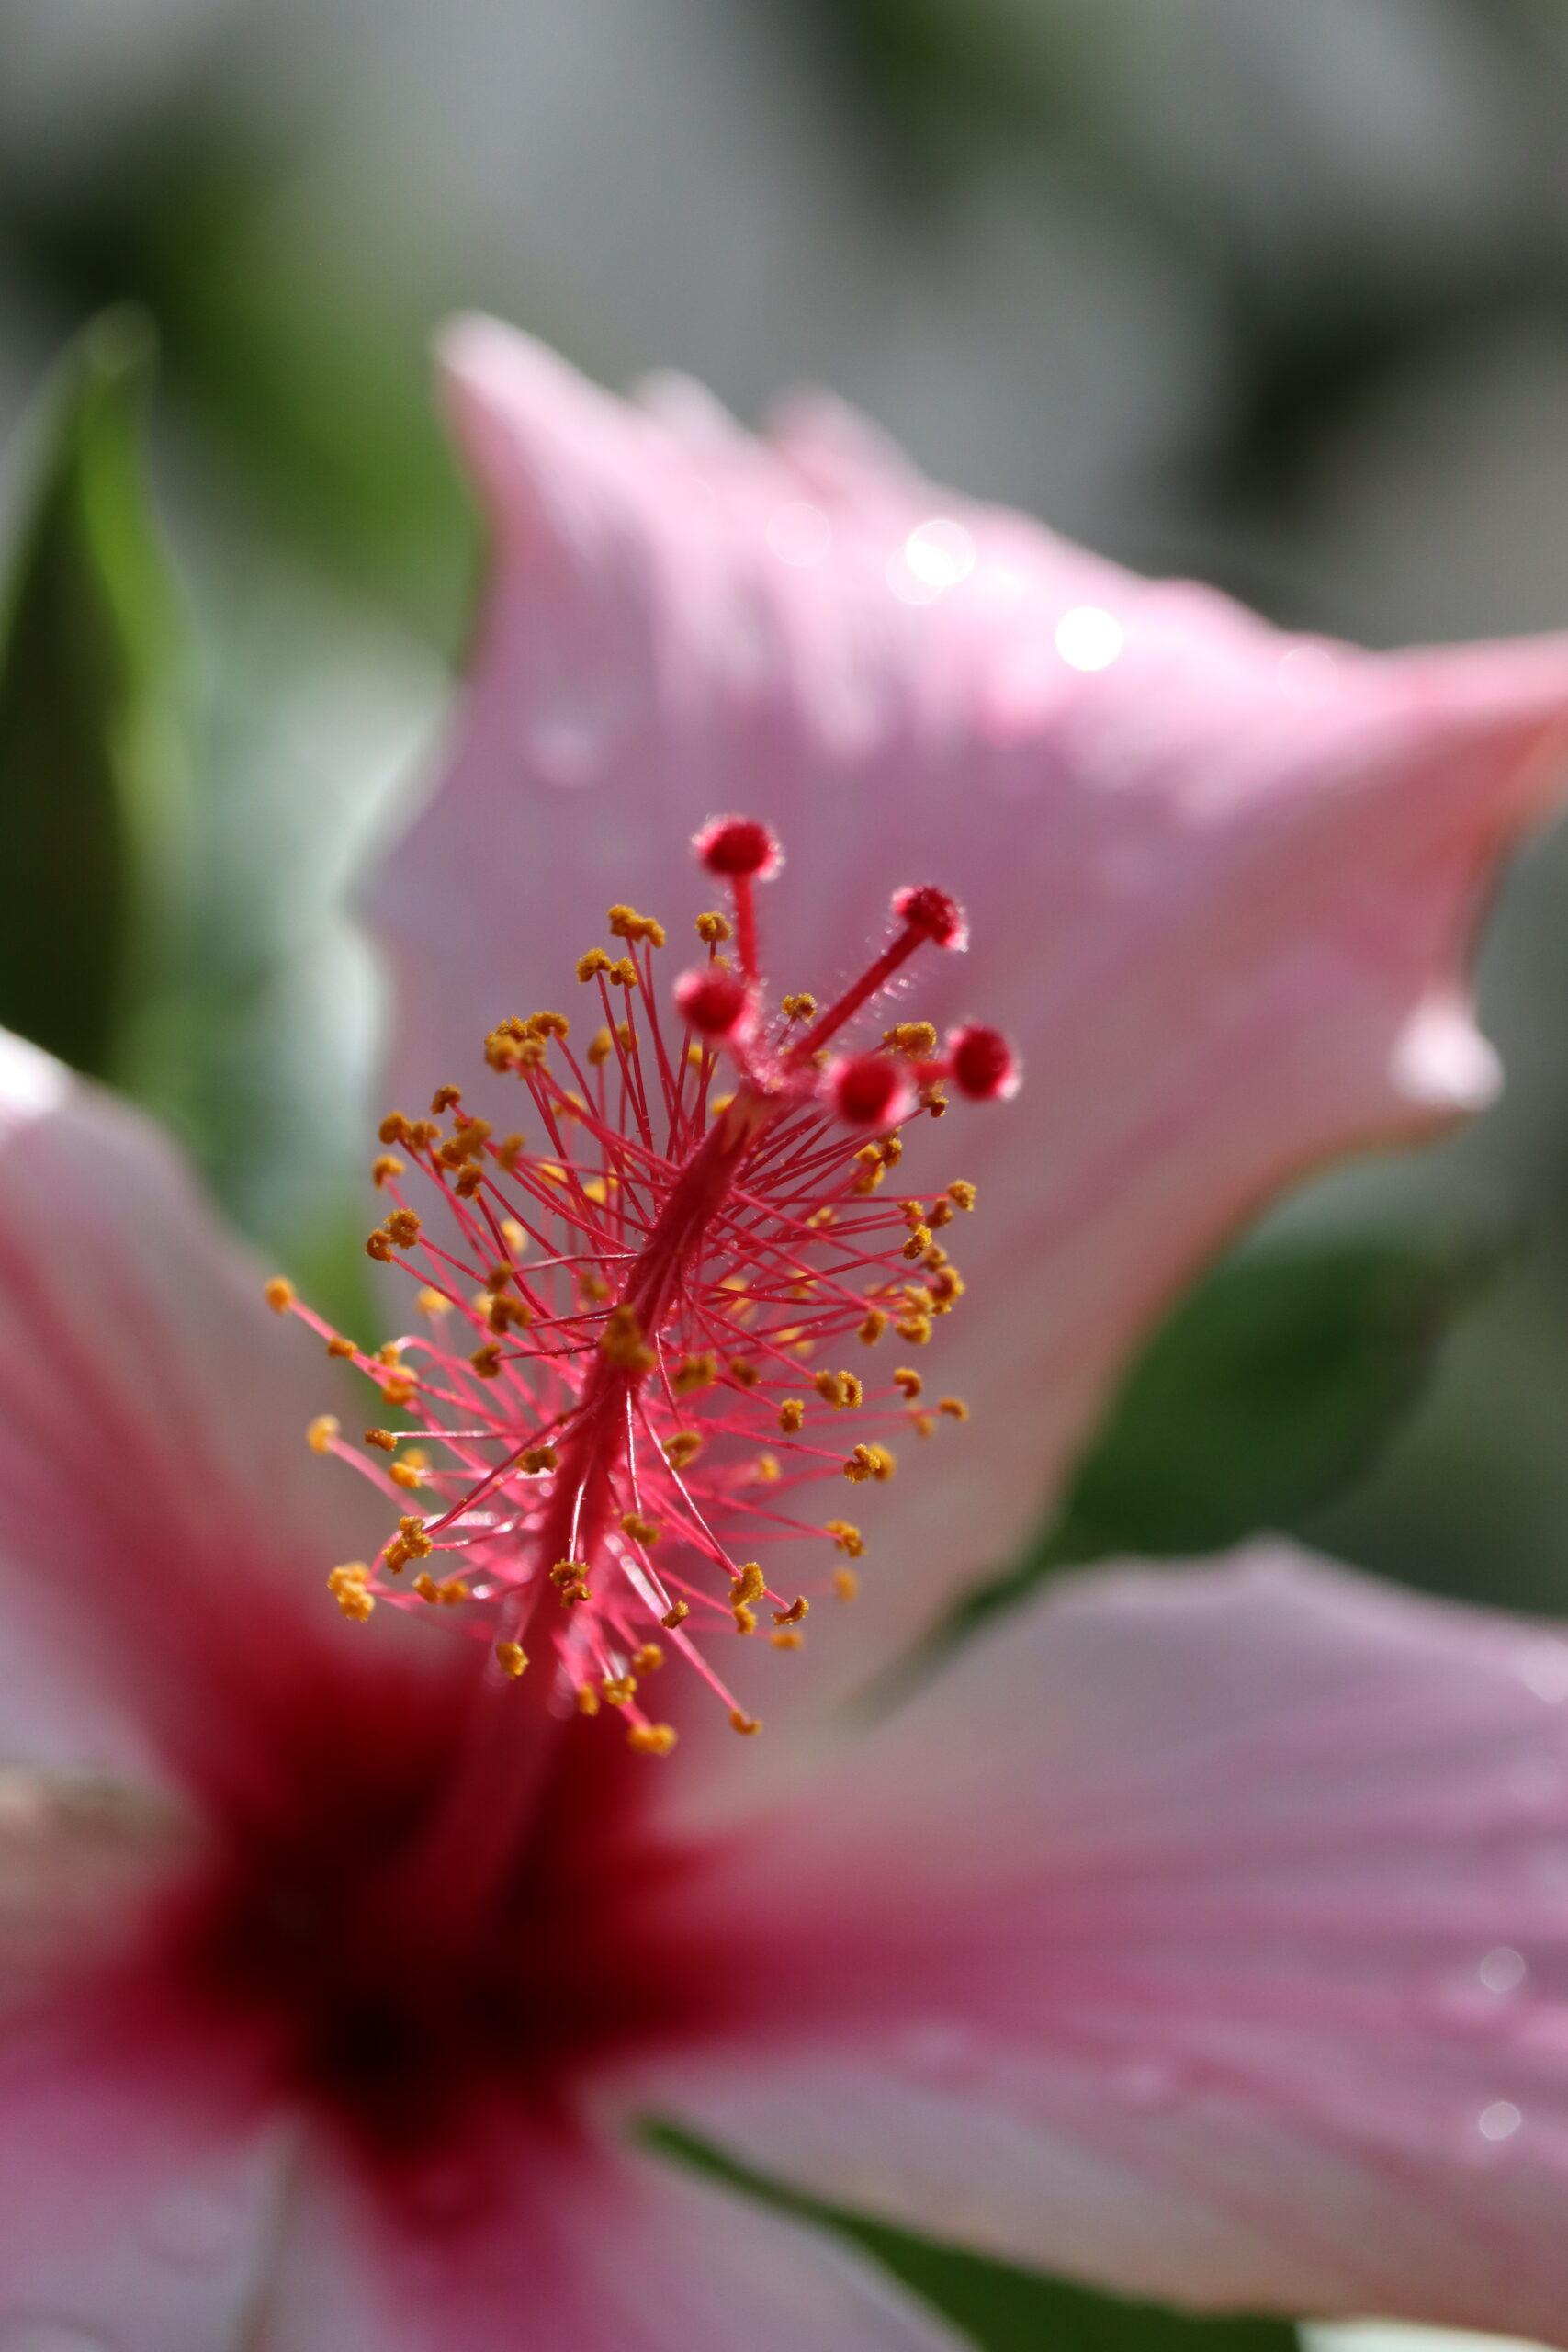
[4,322,1568,2348]
[372,316,1568,1703]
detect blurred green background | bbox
[2,3,1567,2345]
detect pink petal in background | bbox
[369,316,1568,1693]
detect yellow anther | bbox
[825,1520,864,1558]
[884,1020,938,1058]
[616,1021,636,1050]
[927,1267,965,1311]
[389,1460,425,1491]
[896,1312,933,1345]
[923,1080,949,1117]
[609,957,639,989]
[469,1342,503,1379]
[858,1309,888,1346]
[495,1641,529,1679]
[500,1218,528,1254]
[521,1446,558,1475]
[608,904,667,948]
[832,1566,861,1602]
[386,1209,422,1248]
[773,1595,808,1626]
[551,1559,591,1588]
[708,1092,735,1115]
[455,1166,484,1199]
[662,1430,703,1470]
[327,1562,374,1621]
[577,1683,602,1717]
[778,1398,806,1434]
[601,1305,657,1374]
[378,1343,404,1369]
[488,1295,530,1336]
[893,1368,923,1399]
[397,1514,433,1560]
[579,1270,612,1304]
[365,1230,394,1263]
[695,910,733,944]
[806,1205,837,1229]
[781,992,818,1023]
[326,1334,357,1359]
[771,1629,804,1651]
[601,1674,637,1707]
[496,1136,525,1175]
[525,1011,570,1040]
[732,1604,758,1635]
[851,1159,886,1195]
[731,1563,766,1607]
[902,1226,932,1260]
[814,1369,863,1410]
[660,1600,691,1630]
[845,1442,897,1484]
[430,1083,463,1114]
[406,1119,439,1148]
[307,1414,340,1455]
[587,1026,615,1067]
[672,1352,718,1395]
[577,949,614,981]
[728,1358,760,1388]
[948,1178,976,1210]
[415,1287,449,1319]
[378,1112,412,1146]
[371,1154,405,1189]
[728,1710,762,1736]
[938,1396,969,1421]
[383,1536,410,1575]
[412,1571,440,1603]
[927,1197,953,1230]
[365,1429,398,1453]
[632,1644,665,1675]
[627,1722,678,1756]
[264,1276,295,1313]
[620,1512,660,1545]
[751,1453,782,1483]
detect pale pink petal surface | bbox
[0,1030,387,1782]
[626,1550,1568,2342]
[252,2132,961,2352]
[370,317,1568,1690]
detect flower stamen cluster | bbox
[271,817,1017,1754]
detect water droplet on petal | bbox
[1477,2098,1523,2143]
[1055,605,1124,673]
[1517,1644,1568,1704]
[1478,1946,1528,1996]
[1276,644,1341,704]
[1111,2058,1184,2109]
[903,519,975,591]
[885,548,942,607]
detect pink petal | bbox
[249,2123,962,2351]
[630,1550,1568,2340]
[0,1031,389,1781]
[0,1993,298,2350]
[367,316,1568,1696]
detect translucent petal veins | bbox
[281,822,1016,1750]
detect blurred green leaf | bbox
[648,2123,1297,2352]
[0,306,186,1082]
[959,1220,1503,1635]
